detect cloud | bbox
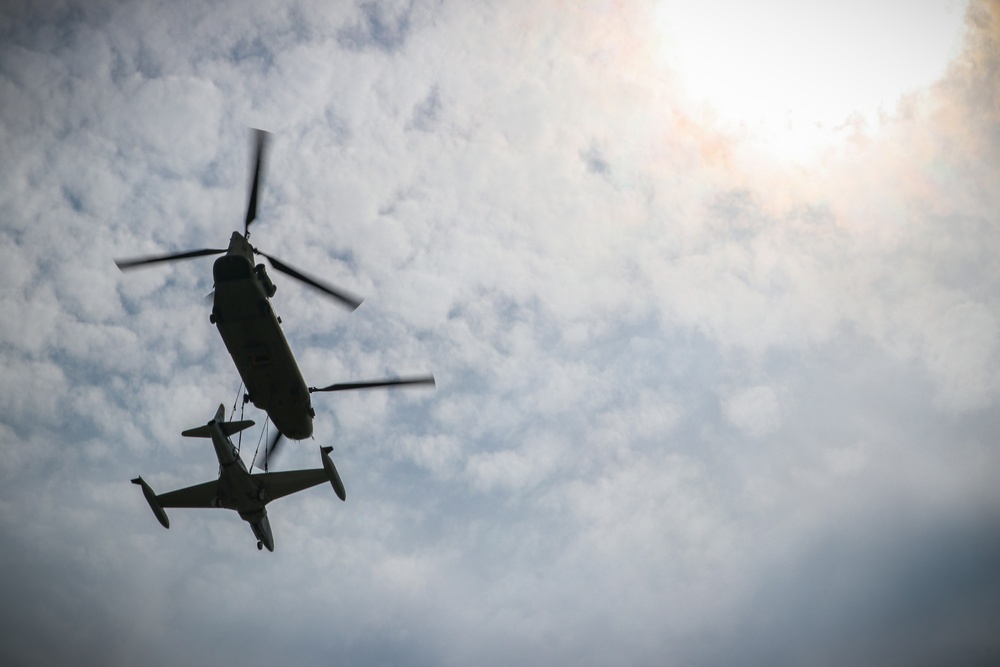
[709,508,1000,667]
[723,384,781,438]
[337,0,417,53]
[2,1,1000,665]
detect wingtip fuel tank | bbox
[132,476,170,529]
[320,446,347,501]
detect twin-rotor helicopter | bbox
[117,129,435,472]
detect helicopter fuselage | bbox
[210,232,314,440]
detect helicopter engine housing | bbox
[255,263,277,298]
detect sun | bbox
[654,0,967,160]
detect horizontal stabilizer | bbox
[182,419,255,438]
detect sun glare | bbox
[655,0,967,159]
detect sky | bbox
[1,0,999,665]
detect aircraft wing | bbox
[252,468,329,503]
[157,480,220,508]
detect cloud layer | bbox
[2,1,999,665]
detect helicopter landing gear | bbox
[243,393,252,405]
[257,540,263,551]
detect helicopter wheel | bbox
[257,541,263,551]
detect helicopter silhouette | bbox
[116,129,434,468]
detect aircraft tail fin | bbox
[181,420,256,438]
[181,404,255,438]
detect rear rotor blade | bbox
[115,248,226,270]
[254,427,284,472]
[258,251,363,310]
[244,128,269,236]
[309,375,436,393]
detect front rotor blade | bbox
[244,128,269,236]
[309,375,436,393]
[259,252,363,310]
[115,248,226,270]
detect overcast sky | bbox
[2,1,999,665]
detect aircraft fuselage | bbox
[203,411,275,551]
[211,232,313,440]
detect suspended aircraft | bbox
[115,129,434,465]
[132,404,346,551]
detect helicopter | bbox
[133,404,346,551]
[116,129,434,465]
